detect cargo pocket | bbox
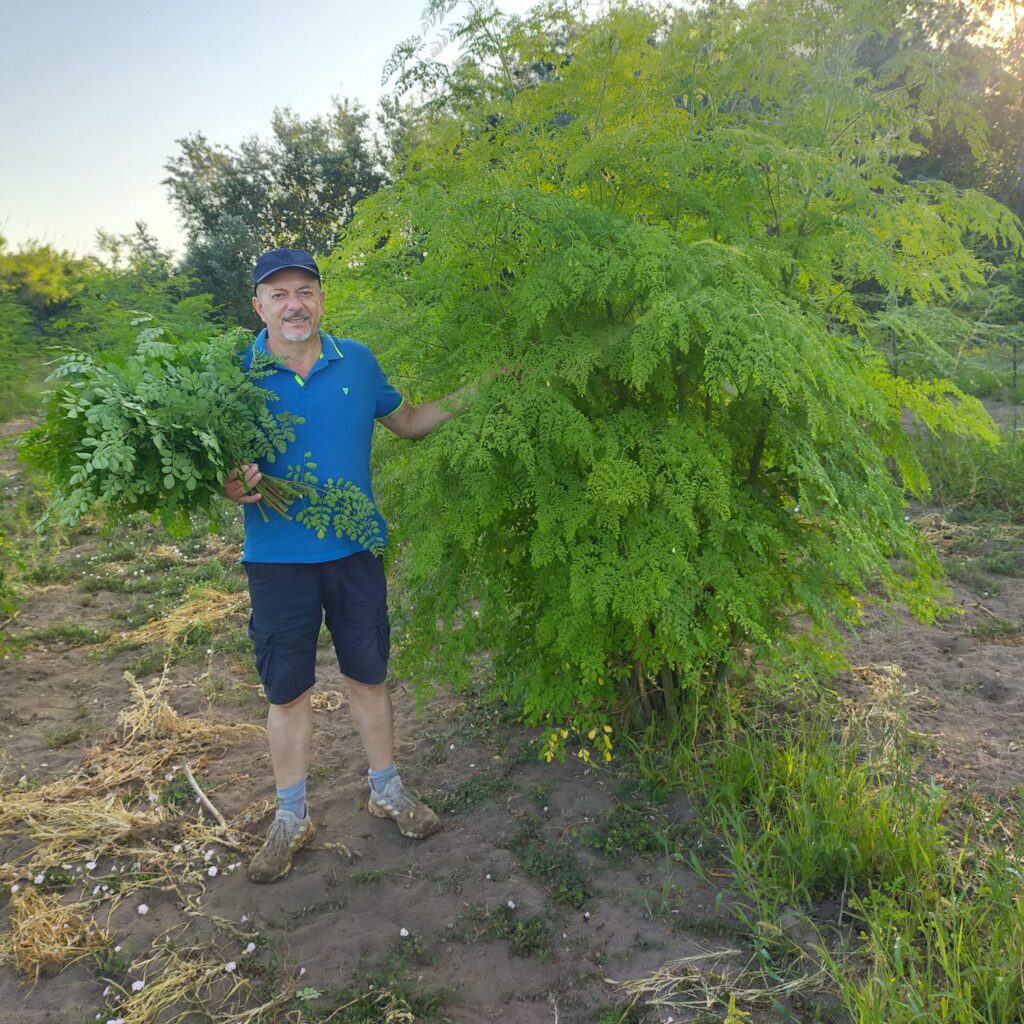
[376,607,391,663]
[248,617,274,688]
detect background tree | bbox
[164,100,385,326]
[326,0,1019,732]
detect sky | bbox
[0,0,535,258]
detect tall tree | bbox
[327,0,1019,731]
[164,100,385,326]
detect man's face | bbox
[252,269,325,345]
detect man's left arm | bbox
[377,383,480,441]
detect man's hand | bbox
[224,464,263,504]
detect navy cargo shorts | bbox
[244,551,390,705]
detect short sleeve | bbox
[372,352,404,419]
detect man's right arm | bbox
[224,464,263,504]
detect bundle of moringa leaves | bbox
[20,315,382,549]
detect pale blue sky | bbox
[0,0,534,257]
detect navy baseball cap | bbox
[252,248,321,292]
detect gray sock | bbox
[368,764,398,794]
[276,776,307,818]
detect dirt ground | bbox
[0,413,1021,1024]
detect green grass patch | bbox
[510,814,590,909]
[914,428,1024,518]
[18,622,110,647]
[629,687,1024,1022]
[967,616,1024,639]
[459,902,552,958]
[429,773,512,816]
[585,801,692,861]
[42,721,94,749]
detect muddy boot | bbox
[367,774,442,839]
[247,809,315,883]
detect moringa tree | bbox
[327,0,1020,737]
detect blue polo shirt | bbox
[241,330,404,563]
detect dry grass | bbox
[0,888,109,981]
[0,673,261,881]
[102,944,287,1024]
[609,949,828,1016]
[310,689,345,713]
[101,587,247,649]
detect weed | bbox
[510,815,590,909]
[586,802,689,861]
[43,722,92,750]
[91,943,131,981]
[19,622,110,647]
[967,616,1023,639]
[158,772,196,808]
[943,558,1000,595]
[429,772,511,816]
[459,902,551,958]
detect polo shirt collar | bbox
[252,329,342,363]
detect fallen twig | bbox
[183,761,229,831]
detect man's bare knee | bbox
[269,689,312,714]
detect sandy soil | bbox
[0,414,1021,1023]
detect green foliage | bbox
[19,318,299,536]
[330,0,1017,728]
[0,293,40,422]
[163,102,386,326]
[913,422,1024,516]
[55,223,217,359]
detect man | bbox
[225,247,461,884]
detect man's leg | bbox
[324,552,441,839]
[267,690,314,788]
[245,562,321,883]
[344,675,394,771]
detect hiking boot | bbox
[246,809,315,883]
[367,774,442,839]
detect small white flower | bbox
[584,911,590,919]
[298,967,306,976]
[449,743,455,750]
[33,873,44,884]
[204,850,214,862]
[208,866,218,878]
[245,942,256,954]
[10,884,19,893]
[165,772,175,782]
[147,793,157,802]
[206,648,213,655]
[86,861,97,870]
[506,899,516,910]
[114,944,122,952]
[92,885,100,895]
[103,985,111,996]
[137,904,149,915]
[399,927,410,937]
[131,980,144,992]
[63,863,73,870]
[101,885,109,892]
[224,961,237,973]
[172,844,182,853]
